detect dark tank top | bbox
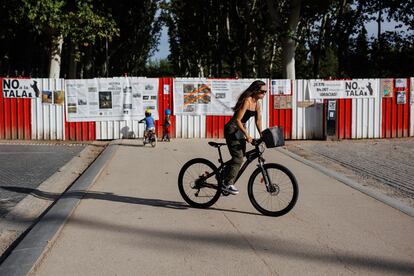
[239,109,257,123]
[225,109,256,130]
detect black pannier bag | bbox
[262,126,285,148]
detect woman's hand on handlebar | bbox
[250,138,263,146]
[246,135,253,144]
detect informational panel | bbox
[173,78,268,115]
[65,77,158,122]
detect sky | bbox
[150,19,407,60]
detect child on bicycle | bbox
[162,108,171,142]
[139,109,155,142]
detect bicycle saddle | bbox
[208,141,226,148]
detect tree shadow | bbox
[31,214,414,275]
[0,186,260,216]
[1,187,413,274]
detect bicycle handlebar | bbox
[251,138,263,146]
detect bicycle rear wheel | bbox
[178,158,221,208]
[151,135,157,147]
[248,163,298,217]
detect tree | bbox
[19,0,119,78]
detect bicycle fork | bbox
[257,157,276,194]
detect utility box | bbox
[326,100,337,140]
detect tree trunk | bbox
[281,0,301,79]
[68,43,78,79]
[49,34,64,78]
[313,13,327,78]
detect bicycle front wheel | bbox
[248,163,298,217]
[178,158,221,208]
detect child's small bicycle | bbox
[143,129,157,147]
[178,139,298,216]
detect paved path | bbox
[3,139,408,275]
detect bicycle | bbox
[143,129,157,147]
[178,139,298,217]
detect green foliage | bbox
[145,59,174,77]
[0,0,412,78]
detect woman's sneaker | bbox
[222,184,239,195]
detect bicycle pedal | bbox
[221,191,230,196]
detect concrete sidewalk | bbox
[5,140,414,275]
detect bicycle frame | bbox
[213,140,273,189]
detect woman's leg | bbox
[224,136,245,185]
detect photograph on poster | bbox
[145,84,154,90]
[396,91,406,104]
[68,103,77,113]
[78,99,87,105]
[54,90,64,105]
[184,104,195,112]
[183,84,196,105]
[197,84,211,104]
[144,105,156,111]
[42,90,53,104]
[123,86,132,93]
[88,87,97,93]
[286,96,292,108]
[99,91,112,109]
[215,93,226,99]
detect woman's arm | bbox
[255,101,263,136]
[235,99,253,142]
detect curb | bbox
[277,147,414,218]
[0,142,107,261]
[0,144,118,276]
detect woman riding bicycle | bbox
[223,80,267,195]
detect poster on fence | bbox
[271,80,291,95]
[2,78,41,98]
[395,79,406,89]
[173,78,267,115]
[274,95,292,109]
[396,91,406,104]
[411,78,414,104]
[65,77,158,122]
[309,79,378,99]
[380,79,393,97]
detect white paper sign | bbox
[271,80,291,95]
[309,79,378,99]
[66,77,159,122]
[309,80,345,99]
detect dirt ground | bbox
[284,137,414,208]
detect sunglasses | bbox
[258,90,267,94]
